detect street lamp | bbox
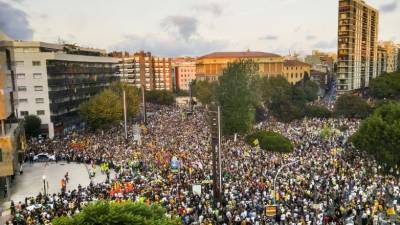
[273,159,302,204]
[42,175,46,197]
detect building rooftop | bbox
[0,40,107,56]
[198,51,281,59]
[284,60,310,67]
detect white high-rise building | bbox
[0,40,119,138]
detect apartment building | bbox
[337,0,379,94]
[196,51,284,81]
[305,50,336,73]
[0,47,25,199]
[377,45,388,75]
[282,60,311,85]
[116,51,173,91]
[173,57,196,91]
[0,40,119,138]
[379,41,399,73]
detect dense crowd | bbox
[6,104,399,224]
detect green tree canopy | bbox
[304,105,333,118]
[334,94,371,119]
[79,89,123,129]
[52,201,180,225]
[297,79,319,102]
[368,71,400,99]
[216,60,259,135]
[191,80,217,105]
[246,131,293,153]
[109,81,141,117]
[79,81,141,130]
[262,76,319,122]
[351,102,400,169]
[24,115,42,138]
[146,90,175,105]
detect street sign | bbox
[265,205,277,217]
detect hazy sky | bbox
[1,0,399,56]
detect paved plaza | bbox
[0,162,109,210]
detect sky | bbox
[0,0,399,57]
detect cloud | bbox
[380,1,398,13]
[312,40,337,49]
[193,3,223,16]
[306,35,316,40]
[0,1,33,40]
[260,35,279,41]
[109,34,228,57]
[161,16,198,41]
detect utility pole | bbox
[123,90,128,140]
[189,80,193,112]
[141,85,147,125]
[209,105,222,206]
[218,106,222,195]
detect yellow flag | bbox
[253,139,259,146]
[387,207,396,216]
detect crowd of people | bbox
[5,103,399,224]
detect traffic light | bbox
[209,111,218,139]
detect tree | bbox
[216,60,259,135]
[302,80,319,102]
[246,131,293,153]
[79,89,123,129]
[304,105,333,118]
[108,81,141,118]
[351,102,400,169]
[52,201,180,225]
[146,90,175,105]
[368,71,400,99]
[262,76,308,122]
[334,94,371,118]
[24,115,42,138]
[79,81,140,130]
[191,80,217,105]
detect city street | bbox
[1,162,109,209]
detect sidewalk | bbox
[0,209,11,225]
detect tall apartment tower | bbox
[116,51,173,91]
[337,0,379,94]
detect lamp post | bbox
[42,175,47,197]
[273,159,302,203]
[123,90,128,140]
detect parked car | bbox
[33,153,56,162]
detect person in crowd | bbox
[8,103,399,225]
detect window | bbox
[0,149,2,162]
[19,98,28,103]
[32,61,41,66]
[34,86,43,91]
[18,86,27,91]
[37,110,45,116]
[35,98,44,103]
[15,61,24,66]
[33,73,42,79]
[20,111,28,117]
[17,73,26,79]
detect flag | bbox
[387,207,396,216]
[253,139,259,146]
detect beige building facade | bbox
[116,51,173,91]
[379,41,399,73]
[196,51,284,81]
[173,58,196,91]
[337,0,379,93]
[283,60,311,85]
